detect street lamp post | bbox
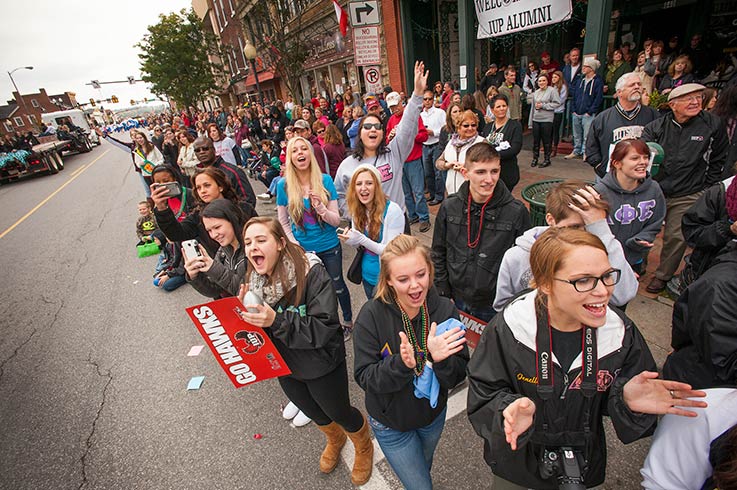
[243,40,264,107]
[8,66,34,115]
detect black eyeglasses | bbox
[423,97,434,100]
[362,123,383,130]
[554,269,621,293]
[461,123,477,128]
[193,146,213,152]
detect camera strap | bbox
[535,303,598,400]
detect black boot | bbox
[531,155,539,167]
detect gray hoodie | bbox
[334,94,422,218]
[493,221,639,311]
[594,172,666,266]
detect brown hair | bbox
[191,167,239,210]
[131,129,154,155]
[346,167,387,241]
[458,109,479,128]
[138,200,151,208]
[176,129,195,145]
[464,141,499,167]
[374,235,434,304]
[206,123,224,141]
[323,123,343,145]
[529,227,607,305]
[551,70,565,91]
[312,120,326,134]
[445,102,463,132]
[486,86,499,98]
[668,55,693,77]
[545,180,609,222]
[609,139,650,175]
[243,217,308,307]
[714,425,737,489]
[702,87,717,110]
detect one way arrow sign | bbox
[349,0,379,26]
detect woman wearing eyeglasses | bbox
[468,226,707,490]
[435,110,485,195]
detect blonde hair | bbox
[346,166,387,241]
[284,136,330,228]
[374,235,435,303]
[529,227,607,306]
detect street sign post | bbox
[353,26,381,66]
[349,1,380,26]
[363,66,382,93]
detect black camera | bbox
[539,447,587,490]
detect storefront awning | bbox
[245,71,275,88]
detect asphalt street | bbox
[0,140,674,489]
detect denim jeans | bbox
[402,158,430,222]
[421,144,443,201]
[316,244,353,323]
[140,173,152,197]
[362,280,375,300]
[368,406,447,490]
[454,297,496,324]
[160,275,187,291]
[571,113,594,155]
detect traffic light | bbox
[130,99,136,106]
[89,98,96,107]
[111,95,119,103]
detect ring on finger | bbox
[669,389,677,399]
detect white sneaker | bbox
[282,401,299,420]
[257,193,272,202]
[292,410,312,427]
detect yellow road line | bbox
[0,150,110,240]
[70,164,87,178]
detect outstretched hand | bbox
[503,397,536,450]
[413,61,430,96]
[623,371,707,417]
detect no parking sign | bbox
[363,66,382,94]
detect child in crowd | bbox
[136,201,158,245]
[256,139,281,199]
[494,180,639,312]
[151,231,186,292]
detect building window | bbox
[31,99,39,108]
[3,122,13,132]
[29,115,37,124]
[13,117,24,127]
[218,0,227,27]
[227,0,235,16]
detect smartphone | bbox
[156,182,181,197]
[181,239,202,261]
[336,227,346,236]
[243,290,264,313]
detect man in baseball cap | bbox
[642,82,729,293]
[566,57,604,159]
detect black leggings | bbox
[552,112,564,147]
[278,361,364,431]
[532,121,553,160]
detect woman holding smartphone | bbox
[339,164,404,298]
[276,136,353,337]
[152,167,256,256]
[183,198,248,299]
[353,235,469,490]
[238,217,373,486]
[149,165,193,223]
[467,227,707,489]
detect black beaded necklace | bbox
[395,296,429,376]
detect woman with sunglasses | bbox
[335,61,429,220]
[468,227,707,490]
[435,110,485,195]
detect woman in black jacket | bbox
[485,94,523,192]
[467,227,706,490]
[353,234,469,490]
[237,217,372,486]
[153,167,256,257]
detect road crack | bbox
[0,296,63,384]
[78,354,113,490]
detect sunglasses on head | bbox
[362,123,383,130]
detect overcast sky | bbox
[0,0,192,108]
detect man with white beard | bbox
[586,72,660,178]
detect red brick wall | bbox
[382,0,406,94]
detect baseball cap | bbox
[366,99,380,110]
[667,83,706,102]
[385,92,401,107]
[294,119,310,130]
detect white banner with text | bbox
[475,0,572,39]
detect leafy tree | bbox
[137,9,223,108]
[244,1,336,101]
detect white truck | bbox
[41,109,99,147]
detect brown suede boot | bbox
[316,422,347,473]
[345,417,374,485]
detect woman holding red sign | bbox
[237,217,373,486]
